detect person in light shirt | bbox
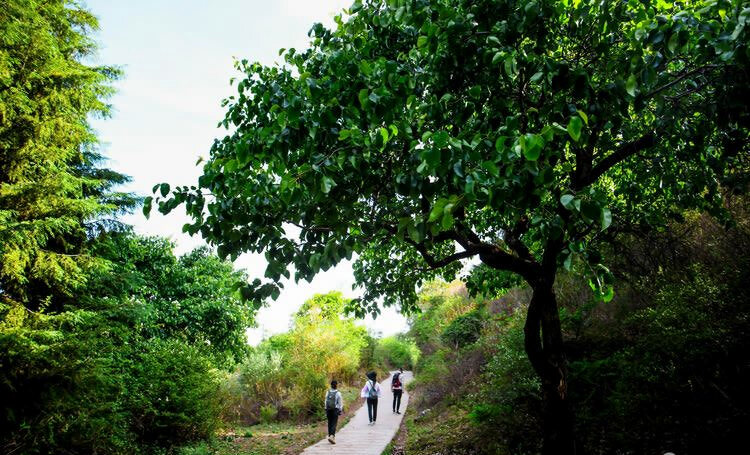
[360,371,381,425]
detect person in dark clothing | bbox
[325,380,343,444]
[391,372,403,414]
[361,371,381,425]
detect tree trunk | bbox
[524,276,577,454]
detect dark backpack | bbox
[392,375,401,388]
[325,390,337,410]
[367,380,378,398]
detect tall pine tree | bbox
[0,0,136,310]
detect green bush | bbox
[441,308,484,348]
[0,307,134,454]
[127,339,225,447]
[374,336,420,370]
[237,292,373,421]
[259,405,277,424]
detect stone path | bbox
[301,371,412,455]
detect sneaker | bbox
[396,411,401,414]
[327,435,333,444]
[331,435,336,444]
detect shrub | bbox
[127,339,225,447]
[441,308,484,348]
[259,405,277,424]
[237,292,372,421]
[374,336,420,370]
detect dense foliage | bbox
[403,199,750,455]
[89,236,254,368]
[0,233,254,454]
[0,2,255,453]
[154,1,750,450]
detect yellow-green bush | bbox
[238,292,373,420]
[374,336,420,370]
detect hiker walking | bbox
[325,380,343,444]
[361,371,381,425]
[391,371,403,414]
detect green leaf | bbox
[667,32,679,53]
[321,176,336,194]
[358,89,368,108]
[441,211,454,229]
[422,148,441,168]
[495,136,508,151]
[600,207,612,230]
[359,60,372,76]
[541,125,554,142]
[576,109,589,126]
[563,252,573,271]
[408,223,422,242]
[432,131,449,148]
[236,142,250,165]
[504,55,517,77]
[225,159,238,172]
[429,199,448,222]
[492,52,503,65]
[159,183,170,197]
[482,160,499,177]
[379,127,389,145]
[567,117,583,142]
[142,196,153,219]
[560,194,575,209]
[417,35,429,49]
[521,133,544,161]
[626,74,638,97]
[581,200,600,222]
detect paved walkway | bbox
[301,371,412,455]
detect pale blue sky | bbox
[87,0,408,342]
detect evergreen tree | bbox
[0,0,136,311]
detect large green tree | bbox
[0,2,255,452]
[154,1,750,452]
[0,0,135,310]
[88,234,256,367]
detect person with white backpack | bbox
[360,371,381,425]
[324,380,343,444]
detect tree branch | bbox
[409,241,479,269]
[503,216,534,262]
[579,133,657,188]
[645,64,719,99]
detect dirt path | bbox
[301,371,412,455]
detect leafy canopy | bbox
[154,0,750,314]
